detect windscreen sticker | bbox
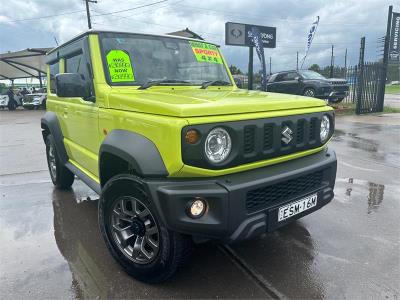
[189,41,223,64]
[106,50,135,82]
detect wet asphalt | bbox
[0,110,399,299]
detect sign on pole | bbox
[389,12,400,63]
[225,22,276,90]
[225,22,276,48]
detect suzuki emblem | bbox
[281,126,293,144]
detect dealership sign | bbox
[389,12,400,63]
[225,22,276,48]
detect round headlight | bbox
[320,115,331,142]
[204,127,232,163]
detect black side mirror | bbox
[55,73,88,98]
[295,76,302,81]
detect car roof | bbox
[47,29,218,55]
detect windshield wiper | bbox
[200,80,231,89]
[138,79,191,90]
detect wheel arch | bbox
[41,111,68,164]
[99,130,168,187]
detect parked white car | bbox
[0,93,23,110]
[22,88,47,110]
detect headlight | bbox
[204,127,232,163]
[320,115,331,142]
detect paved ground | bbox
[385,93,400,108]
[1,110,399,299]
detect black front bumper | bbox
[144,148,337,243]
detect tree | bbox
[309,64,320,72]
[229,65,243,75]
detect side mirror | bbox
[295,76,301,81]
[55,73,88,98]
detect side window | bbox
[65,52,94,98]
[49,62,59,93]
[275,73,286,82]
[283,72,298,81]
[268,74,277,83]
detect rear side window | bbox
[49,62,59,93]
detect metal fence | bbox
[341,62,385,113]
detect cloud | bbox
[0,0,398,74]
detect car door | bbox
[60,38,100,178]
[279,72,301,95]
[270,73,287,93]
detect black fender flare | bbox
[99,130,168,184]
[41,112,68,164]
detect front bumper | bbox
[317,86,349,99]
[144,148,337,243]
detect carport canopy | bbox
[0,48,53,84]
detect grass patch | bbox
[383,106,400,113]
[331,103,400,115]
[385,85,400,94]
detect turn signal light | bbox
[185,129,200,144]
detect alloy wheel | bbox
[110,196,160,264]
[48,143,57,180]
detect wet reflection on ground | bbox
[1,111,400,299]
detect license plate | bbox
[278,194,318,222]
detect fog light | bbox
[187,198,207,218]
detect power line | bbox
[92,0,168,17]
[2,9,85,23]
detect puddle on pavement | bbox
[341,178,385,214]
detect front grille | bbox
[246,170,324,212]
[24,95,34,103]
[181,112,334,170]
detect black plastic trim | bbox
[40,112,68,164]
[181,111,335,170]
[144,148,337,243]
[65,162,101,194]
[99,130,168,185]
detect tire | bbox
[99,174,193,283]
[303,88,316,97]
[7,100,17,111]
[45,134,74,189]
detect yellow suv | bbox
[41,30,337,283]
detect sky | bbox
[0,0,398,83]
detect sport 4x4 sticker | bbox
[189,41,223,64]
[106,50,135,82]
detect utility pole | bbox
[269,56,272,74]
[84,0,97,30]
[296,51,299,70]
[344,48,347,70]
[378,5,393,112]
[330,45,334,78]
[248,47,253,90]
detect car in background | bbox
[22,88,47,110]
[0,92,23,110]
[267,70,349,103]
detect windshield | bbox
[299,70,326,80]
[100,33,231,86]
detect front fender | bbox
[99,130,168,183]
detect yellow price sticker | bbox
[189,41,223,64]
[106,50,135,82]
